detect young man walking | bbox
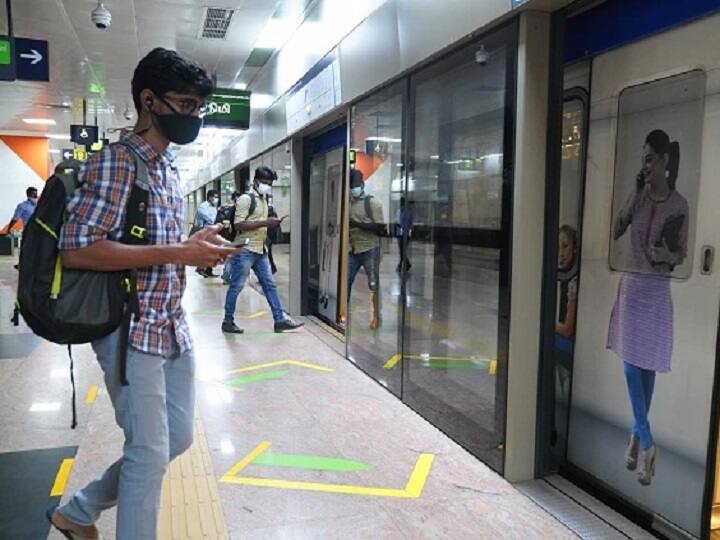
[347,169,386,330]
[222,166,303,334]
[49,48,237,540]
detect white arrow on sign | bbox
[20,49,43,65]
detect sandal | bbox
[46,506,101,540]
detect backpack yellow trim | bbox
[34,217,58,240]
[50,256,63,298]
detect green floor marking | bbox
[252,452,372,472]
[225,370,289,386]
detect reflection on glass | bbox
[347,81,405,397]
[402,42,508,471]
[551,98,585,464]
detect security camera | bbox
[474,45,489,66]
[91,2,112,30]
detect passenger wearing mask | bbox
[347,169,385,330]
[222,166,303,334]
[194,189,220,277]
[49,47,231,540]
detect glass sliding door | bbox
[347,80,406,397]
[271,144,292,308]
[401,25,516,472]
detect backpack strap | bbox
[111,142,151,386]
[364,195,374,223]
[246,193,257,220]
[119,149,150,246]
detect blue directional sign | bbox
[61,148,74,161]
[15,37,49,82]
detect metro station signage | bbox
[0,36,16,81]
[70,124,99,145]
[204,88,250,130]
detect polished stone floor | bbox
[1,256,578,539]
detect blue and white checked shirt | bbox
[59,131,192,357]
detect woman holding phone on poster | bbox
[608,129,689,486]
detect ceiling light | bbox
[23,118,56,125]
[255,18,295,49]
[49,149,61,155]
[250,93,274,110]
[47,134,71,140]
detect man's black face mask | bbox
[150,96,203,145]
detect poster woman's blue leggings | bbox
[624,362,656,450]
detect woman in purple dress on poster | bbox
[608,129,689,487]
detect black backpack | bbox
[215,193,257,241]
[13,143,150,427]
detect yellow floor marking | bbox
[383,354,403,369]
[158,415,230,539]
[221,441,272,479]
[220,445,434,499]
[383,354,497,371]
[50,458,74,496]
[403,454,435,497]
[228,360,334,374]
[84,384,99,404]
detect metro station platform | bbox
[0,258,582,540]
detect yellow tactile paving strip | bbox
[157,416,229,540]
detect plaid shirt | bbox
[59,131,192,357]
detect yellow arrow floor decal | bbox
[228,360,334,374]
[220,441,435,498]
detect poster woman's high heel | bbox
[638,445,657,486]
[625,434,639,470]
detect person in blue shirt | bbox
[7,186,38,232]
[7,186,38,269]
[194,189,220,277]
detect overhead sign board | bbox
[204,89,250,130]
[15,37,49,82]
[70,124,99,145]
[0,36,16,81]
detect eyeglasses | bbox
[160,94,209,116]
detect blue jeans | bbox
[224,249,284,323]
[624,362,656,450]
[58,328,195,540]
[347,247,381,296]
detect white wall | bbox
[0,139,45,228]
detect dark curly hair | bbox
[131,48,214,113]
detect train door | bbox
[305,124,347,327]
[561,13,720,539]
[318,147,344,321]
